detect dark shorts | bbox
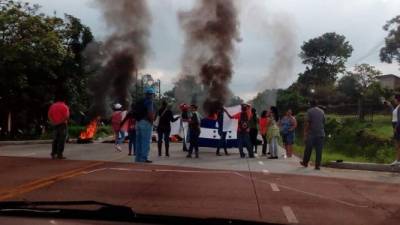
[393,123,400,141]
[282,132,295,145]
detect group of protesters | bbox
[48,86,330,170]
[106,88,304,162]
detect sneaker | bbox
[51,154,56,160]
[315,167,321,170]
[186,155,192,158]
[145,160,152,163]
[300,161,308,168]
[390,160,400,166]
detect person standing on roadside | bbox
[180,103,190,152]
[268,106,280,159]
[216,107,229,156]
[111,103,127,152]
[280,109,297,158]
[155,101,179,157]
[186,104,201,158]
[249,108,259,154]
[121,112,136,156]
[386,94,400,166]
[300,100,325,170]
[259,110,270,156]
[227,104,254,158]
[134,87,156,163]
[48,96,70,160]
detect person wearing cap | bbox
[111,103,127,152]
[186,104,201,158]
[134,87,156,163]
[48,96,70,160]
[226,103,254,158]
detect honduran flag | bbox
[169,105,242,149]
[198,105,241,148]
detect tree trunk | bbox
[7,111,11,133]
[358,98,364,121]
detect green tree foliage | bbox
[338,64,383,120]
[297,32,353,96]
[276,89,307,115]
[0,0,94,137]
[380,15,400,67]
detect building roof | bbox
[377,74,400,80]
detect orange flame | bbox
[79,118,99,140]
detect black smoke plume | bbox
[178,0,240,115]
[88,0,151,117]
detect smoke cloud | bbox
[178,0,240,115]
[259,12,297,91]
[88,0,151,117]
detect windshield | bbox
[1,0,400,225]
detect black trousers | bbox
[261,135,268,155]
[52,123,67,157]
[188,129,200,156]
[157,129,171,156]
[249,128,258,153]
[303,136,324,167]
[216,131,228,155]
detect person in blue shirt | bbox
[134,87,155,163]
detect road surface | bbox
[0,142,399,224]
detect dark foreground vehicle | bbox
[0,201,284,225]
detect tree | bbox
[298,32,353,97]
[339,64,382,120]
[380,15,400,67]
[0,0,94,137]
[276,89,307,115]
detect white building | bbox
[377,74,400,90]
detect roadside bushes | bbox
[294,114,395,163]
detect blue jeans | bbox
[303,136,324,167]
[238,132,253,158]
[135,120,153,162]
[115,130,125,145]
[269,136,278,157]
[128,129,136,154]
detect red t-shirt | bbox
[48,102,70,125]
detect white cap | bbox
[114,103,122,110]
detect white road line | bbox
[270,183,280,192]
[258,161,264,165]
[262,169,269,174]
[22,153,37,156]
[282,206,298,224]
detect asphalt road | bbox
[0,142,400,224]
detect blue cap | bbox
[144,86,156,94]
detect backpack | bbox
[238,112,249,132]
[111,111,123,132]
[132,99,147,121]
[189,112,201,132]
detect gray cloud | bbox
[27,0,400,100]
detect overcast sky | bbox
[26,0,400,100]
